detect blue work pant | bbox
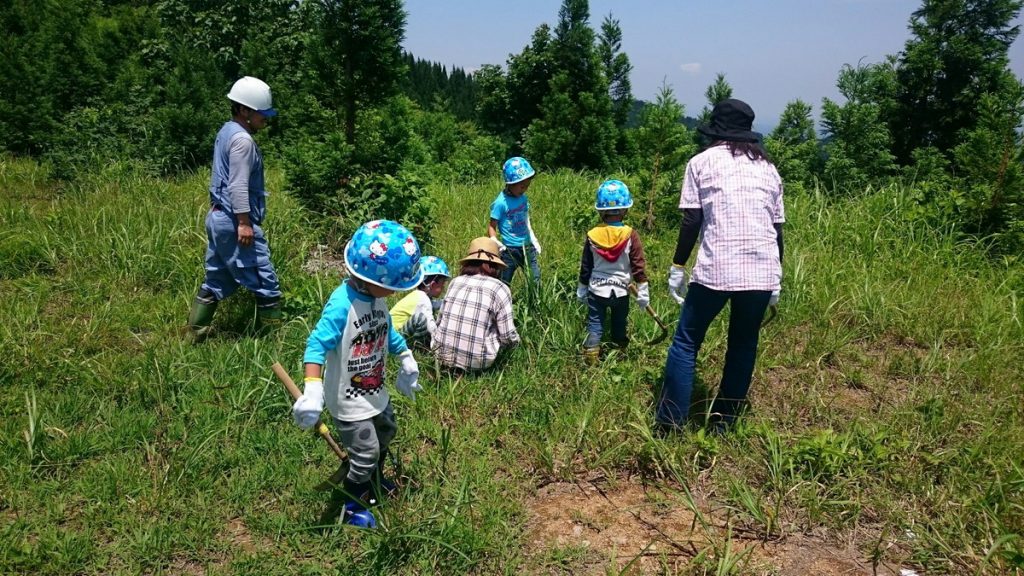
[584,293,629,348]
[500,245,541,285]
[657,283,771,428]
[200,209,282,302]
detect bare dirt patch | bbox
[303,244,347,276]
[523,477,903,575]
[224,516,259,555]
[753,326,936,430]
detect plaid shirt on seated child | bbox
[432,274,519,370]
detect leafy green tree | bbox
[821,63,897,193]
[505,24,556,145]
[892,0,1024,162]
[524,0,617,170]
[765,99,821,192]
[154,0,301,82]
[951,73,1024,246]
[307,0,407,145]
[0,0,108,155]
[474,64,513,141]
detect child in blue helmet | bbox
[577,180,649,362]
[488,157,542,286]
[292,220,424,529]
[390,255,450,349]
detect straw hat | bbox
[460,237,506,267]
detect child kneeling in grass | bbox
[576,180,649,362]
[390,256,450,350]
[292,220,424,528]
[432,237,520,372]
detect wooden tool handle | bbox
[271,362,347,461]
[273,362,303,400]
[628,283,669,332]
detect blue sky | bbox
[403,0,1024,130]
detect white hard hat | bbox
[226,76,277,117]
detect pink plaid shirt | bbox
[679,145,784,291]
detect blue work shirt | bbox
[489,190,530,247]
[209,121,267,225]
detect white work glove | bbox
[635,282,650,309]
[528,220,542,254]
[576,283,589,303]
[668,265,689,305]
[292,378,325,430]
[395,350,422,401]
[769,289,780,307]
[489,235,507,253]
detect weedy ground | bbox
[1,156,1022,575]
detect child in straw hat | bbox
[432,237,520,371]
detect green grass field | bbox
[1,156,1022,575]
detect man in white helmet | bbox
[188,76,283,339]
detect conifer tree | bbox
[308,0,407,145]
[524,0,616,170]
[765,100,821,191]
[892,0,1023,162]
[821,64,897,193]
[698,73,733,127]
[597,14,633,129]
[634,84,696,228]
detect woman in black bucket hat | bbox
[657,98,785,434]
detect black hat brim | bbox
[697,125,762,143]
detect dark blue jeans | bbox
[500,245,541,285]
[584,293,629,348]
[656,283,771,428]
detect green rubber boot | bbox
[187,295,218,342]
[256,300,284,333]
[583,346,601,365]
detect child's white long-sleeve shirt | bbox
[304,281,408,422]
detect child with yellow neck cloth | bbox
[576,180,648,362]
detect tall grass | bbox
[1,156,1021,574]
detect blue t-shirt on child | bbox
[489,191,530,247]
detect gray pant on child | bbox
[335,402,397,485]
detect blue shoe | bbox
[376,477,398,500]
[343,501,377,528]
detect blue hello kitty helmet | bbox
[419,256,450,278]
[595,179,633,211]
[344,220,423,290]
[502,157,536,184]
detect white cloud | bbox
[679,63,702,75]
